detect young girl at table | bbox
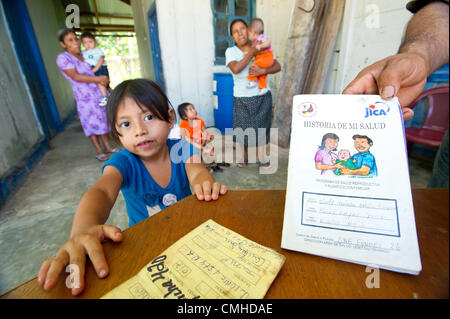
[37,79,227,295]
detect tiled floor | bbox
[0,118,434,296]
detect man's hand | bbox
[343,52,430,121]
[38,225,122,295]
[343,1,449,122]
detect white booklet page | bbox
[281,95,421,274]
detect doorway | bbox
[148,2,165,92]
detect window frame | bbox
[211,0,256,65]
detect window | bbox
[211,0,256,65]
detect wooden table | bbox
[3,189,448,299]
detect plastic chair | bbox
[406,86,449,153]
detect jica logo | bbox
[298,102,317,117]
[365,101,390,118]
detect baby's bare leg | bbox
[97,83,108,97]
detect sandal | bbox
[237,159,248,168]
[95,153,108,161]
[107,148,119,154]
[259,159,270,168]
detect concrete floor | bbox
[0,118,433,296]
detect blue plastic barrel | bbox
[213,73,234,134]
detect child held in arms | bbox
[246,18,274,95]
[81,32,110,107]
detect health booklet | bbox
[102,219,285,299]
[281,95,422,274]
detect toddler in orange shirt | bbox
[178,102,214,156]
[246,18,274,95]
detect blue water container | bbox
[213,73,234,134]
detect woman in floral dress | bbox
[56,29,117,161]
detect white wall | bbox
[324,0,414,93]
[156,0,216,126]
[155,0,295,127]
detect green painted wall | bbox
[25,0,76,122]
[131,0,156,80]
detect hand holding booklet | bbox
[281,95,422,274]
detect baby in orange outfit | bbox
[246,18,274,95]
[178,102,214,156]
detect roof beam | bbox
[92,0,101,32]
[80,12,133,20]
[80,23,134,29]
[80,29,135,32]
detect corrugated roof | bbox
[61,0,134,33]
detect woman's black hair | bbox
[107,79,175,142]
[80,31,96,41]
[229,18,247,37]
[58,28,76,43]
[177,102,192,120]
[319,133,339,150]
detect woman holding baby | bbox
[56,28,117,162]
[225,19,281,168]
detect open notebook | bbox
[102,219,285,299]
[281,95,421,274]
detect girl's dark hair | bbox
[58,28,76,43]
[80,31,96,41]
[229,19,247,37]
[107,79,174,142]
[319,133,339,150]
[177,102,192,120]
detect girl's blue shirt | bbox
[102,138,198,227]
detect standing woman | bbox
[225,19,281,167]
[56,29,118,161]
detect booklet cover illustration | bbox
[282,95,421,275]
[314,133,377,177]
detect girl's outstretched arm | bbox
[70,166,123,237]
[38,166,124,295]
[185,154,227,201]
